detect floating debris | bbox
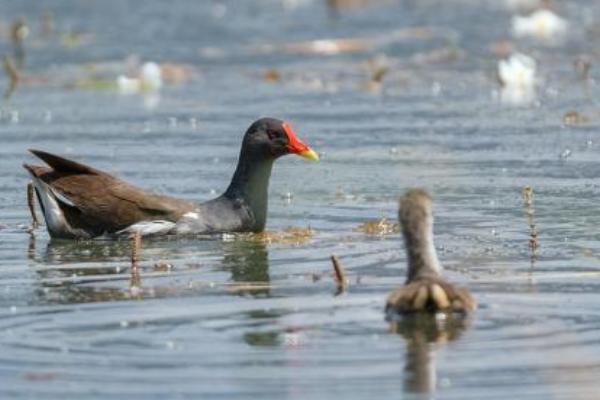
[361,56,390,94]
[160,63,195,84]
[562,111,589,126]
[153,261,174,272]
[489,39,515,57]
[574,55,592,81]
[512,9,567,41]
[559,148,572,160]
[356,218,400,235]
[263,69,281,83]
[330,255,347,292]
[246,27,439,57]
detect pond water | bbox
[1,0,600,398]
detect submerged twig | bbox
[330,255,347,292]
[523,186,539,262]
[10,18,28,69]
[3,55,19,100]
[26,182,40,230]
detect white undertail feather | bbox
[116,220,176,236]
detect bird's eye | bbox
[267,130,278,140]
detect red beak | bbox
[282,122,319,161]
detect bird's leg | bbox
[129,231,142,296]
[27,182,40,230]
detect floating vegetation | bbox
[153,261,174,272]
[562,111,590,126]
[160,63,195,84]
[355,218,400,235]
[244,227,314,245]
[61,31,95,48]
[410,46,464,65]
[226,282,273,293]
[71,78,117,91]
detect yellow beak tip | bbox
[299,149,319,161]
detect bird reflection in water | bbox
[220,239,271,297]
[390,313,470,395]
[27,233,272,304]
[28,237,146,304]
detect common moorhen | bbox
[386,189,476,314]
[24,117,318,239]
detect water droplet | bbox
[431,82,442,96]
[120,320,129,328]
[9,305,17,314]
[10,110,19,123]
[559,148,572,159]
[280,192,293,202]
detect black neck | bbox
[224,153,274,231]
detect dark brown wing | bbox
[24,149,196,235]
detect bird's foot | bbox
[26,182,40,231]
[386,276,476,315]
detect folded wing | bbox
[23,149,196,238]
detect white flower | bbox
[116,61,163,94]
[498,53,537,105]
[140,62,162,91]
[512,9,568,40]
[498,53,536,89]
